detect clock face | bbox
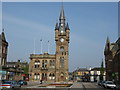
[61,30,64,33]
[61,23,63,26]
[60,38,64,42]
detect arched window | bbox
[52,60,55,66]
[60,46,64,52]
[38,60,40,64]
[60,72,64,80]
[50,60,55,68]
[34,73,37,80]
[37,73,40,80]
[45,60,47,68]
[49,73,52,76]
[34,65,37,68]
[45,60,47,64]
[50,60,52,66]
[49,73,55,80]
[42,60,44,68]
[34,60,37,65]
[53,73,55,76]
[60,57,64,68]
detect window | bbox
[38,60,40,64]
[50,60,55,68]
[37,73,40,80]
[34,60,40,68]
[34,60,37,65]
[34,65,37,68]
[52,60,55,66]
[60,46,64,52]
[45,60,47,68]
[42,73,47,80]
[60,57,64,68]
[42,60,44,68]
[42,60,48,68]
[34,73,37,80]
[49,73,55,80]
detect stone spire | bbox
[55,22,59,30]
[2,28,6,41]
[59,5,65,20]
[66,22,70,30]
[59,4,66,32]
[106,36,110,44]
[104,36,110,54]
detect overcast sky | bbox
[2,2,118,72]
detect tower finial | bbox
[59,1,65,20]
[40,39,43,54]
[104,36,110,53]
[2,28,4,32]
[55,22,59,30]
[66,22,70,30]
[62,0,63,9]
[48,40,50,54]
[106,36,110,44]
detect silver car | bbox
[104,81,116,89]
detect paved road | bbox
[70,82,83,88]
[82,82,112,90]
[21,82,111,90]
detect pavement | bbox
[70,82,83,88]
[21,81,108,90]
[82,82,99,88]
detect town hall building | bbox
[29,6,70,82]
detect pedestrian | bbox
[40,79,42,84]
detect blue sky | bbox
[2,2,118,72]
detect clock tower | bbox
[55,6,70,82]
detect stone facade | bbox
[0,31,8,66]
[104,37,120,84]
[0,30,8,80]
[90,67,106,82]
[29,6,70,82]
[72,68,89,82]
[5,60,28,81]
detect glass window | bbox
[34,60,37,65]
[50,60,52,66]
[34,73,37,80]
[34,65,37,68]
[60,46,64,52]
[38,60,40,64]
[60,57,64,68]
[42,60,44,68]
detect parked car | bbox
[1,81,21,89]
[104,81,116,89]
[18,80,27,85]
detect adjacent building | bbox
[104,37,120,84]
[72,68,90,82]
[0,30,8,80]
[89,67,106,82]
[0,30,8,66]
[5,60,28,81]
[29,6,70,82]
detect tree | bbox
[23,64,29,74]
[100,59,105,81]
